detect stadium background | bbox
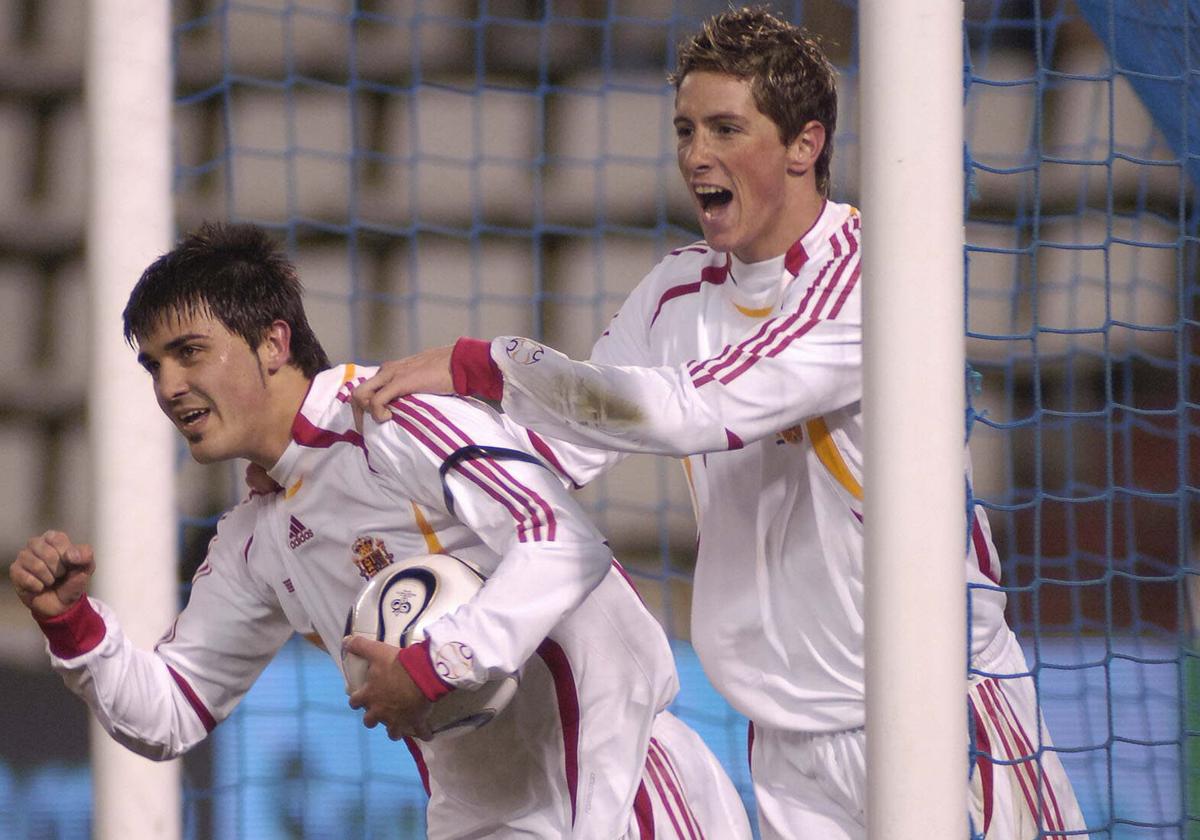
[0,1,1194,837]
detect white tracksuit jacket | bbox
[480,200,1010,734]
[37,366,748,839]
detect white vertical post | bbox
[86,3,179,840]
[861,2,967,839]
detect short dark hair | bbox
[123,222,331,378]
[670,6,838,196]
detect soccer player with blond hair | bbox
[352,7,1088,838]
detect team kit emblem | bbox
[777,424,804,445]
[351,536,395,580]
[288,515,314,549]
[505,337,544,365]
[433,641,475,681]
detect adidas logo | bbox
[288,516,314,549]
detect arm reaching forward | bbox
[354,203,862,463]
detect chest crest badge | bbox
[351,536,395,581]
[777,424,804,446]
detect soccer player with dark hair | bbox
[351,7,1088,838]
[9,222,753,839]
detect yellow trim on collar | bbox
[734,302,774,318]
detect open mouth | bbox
[178,408,210,430]
[696,185,733,212]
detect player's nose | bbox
[155,360,190,402]
[681,130,714,172]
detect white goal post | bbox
[86,3,179,839]
[861,2,968,838]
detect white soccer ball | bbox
[342,553,519,740]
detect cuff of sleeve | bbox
[450,337,504,402]
[36,597,106,660]
[396,639,454,702]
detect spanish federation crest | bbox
[351,536,395,580]
[777,424,804,445]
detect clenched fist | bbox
[10,530,94,619]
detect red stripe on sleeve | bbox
[525,429,582,489]
[166,665,218,732]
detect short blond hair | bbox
[670,6,838,196]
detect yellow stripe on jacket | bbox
[411,502,446,554]
[805,417,862,501]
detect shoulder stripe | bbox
[390,397,557,542]
[291,412,365,450]
[649,261,729,328]
[407,397,557,542]
[388,408,536,540]
[689,218,860,389]
[526,428,583,489]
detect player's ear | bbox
[260,320,293,374]
[786,119,825,177]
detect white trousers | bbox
[747,629,1088,840]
